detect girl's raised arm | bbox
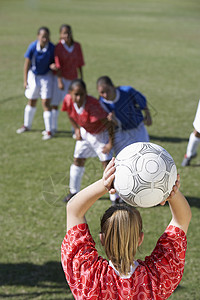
[66,158,116,231]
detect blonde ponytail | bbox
[101,205,142,276]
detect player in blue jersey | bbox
[97,76,152,155]
[16,27,55,140]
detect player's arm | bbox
[78,66,83,80]
[100,118,115,154]
[57,69,64,90]
[66,158,116,231]
[165,176,191,234]
[143,104,152,126]
[68,116,81,140]
[24,58,31,89]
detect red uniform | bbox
[61,223,187,300]
[62,94,108,134]
[55,41,84,80]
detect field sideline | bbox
[0,0,200,299]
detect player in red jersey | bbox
[50,24,85,134]
[62,79,119,204]
[61,158,191,299]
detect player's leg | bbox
[63,129,94,202]
[40,72,53,140]
[50,75,62,134]
[63,157,86,202]
[182,130,200,166]
[16,70,38,133]
[42,98,52,140]
[182,100,200,166]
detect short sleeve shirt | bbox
[62,94,108,134]
[24,40,55,75]
[61,223,187,300]
[99,86,147,130]
[55,41,85,80]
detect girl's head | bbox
[96,76,116,100]
[68,79,87,108]
[59,24,74,45]
[37,27,50,47]
[100,204,143,276]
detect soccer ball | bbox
[114,142,177,208]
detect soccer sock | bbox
[43,111,52,133]
[24,105,36,129]
[109,193,120,202]
[69,164,85,194]
[51,109,59,132]
[186,132,200,158]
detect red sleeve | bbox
[76,42,85,68]
[54,43,61,69]
[61,94,71,113]
[61,223,107,299]
[138,225,187,299]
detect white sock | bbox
[43,111,52,133]
[24,105,36,129]
[186,132,200,158]
[109,193,119,202]
[69,164,85,194]
[51,109,59,132]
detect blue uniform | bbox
[24,40,55,75]
[99,86,149,155]
[99,86,147,130]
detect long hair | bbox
[101,205,142,276]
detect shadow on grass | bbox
[150,135,188,143]
[185,196,200,208]
[0,261,73,299]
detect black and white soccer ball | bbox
[114,142,177,208]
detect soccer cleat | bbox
[16,126,30,134]
[42,129,56,136]
[63,193,77,203]
[42,131,52,140]
[181,153,197,167]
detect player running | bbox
[16,27,55,140]
[97,76,152,155]
[61,79,120,204]
[50,24,85,134]
[61,158,191,299]
[181,99,200,166]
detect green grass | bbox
[0,0,200,299]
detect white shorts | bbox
[114,122,149,155]
[74,127,113,162]
[51,76,72,106]
[25,70,53,100]
[193,100,200,133]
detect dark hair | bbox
[59,24,74,44]
[68,79,87,92]
[96,76,114,87]
[37,27,50,36]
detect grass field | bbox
[0,0,200,299]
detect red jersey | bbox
[61,223,187,300]
[55,41,85,80]
[62,94,108,134]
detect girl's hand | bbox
[58,80,64,90]
[160,174,180,206]
[103,158,116,194]
[49,63,58,71]
[102,142,112,154]
[75,128,82,140]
